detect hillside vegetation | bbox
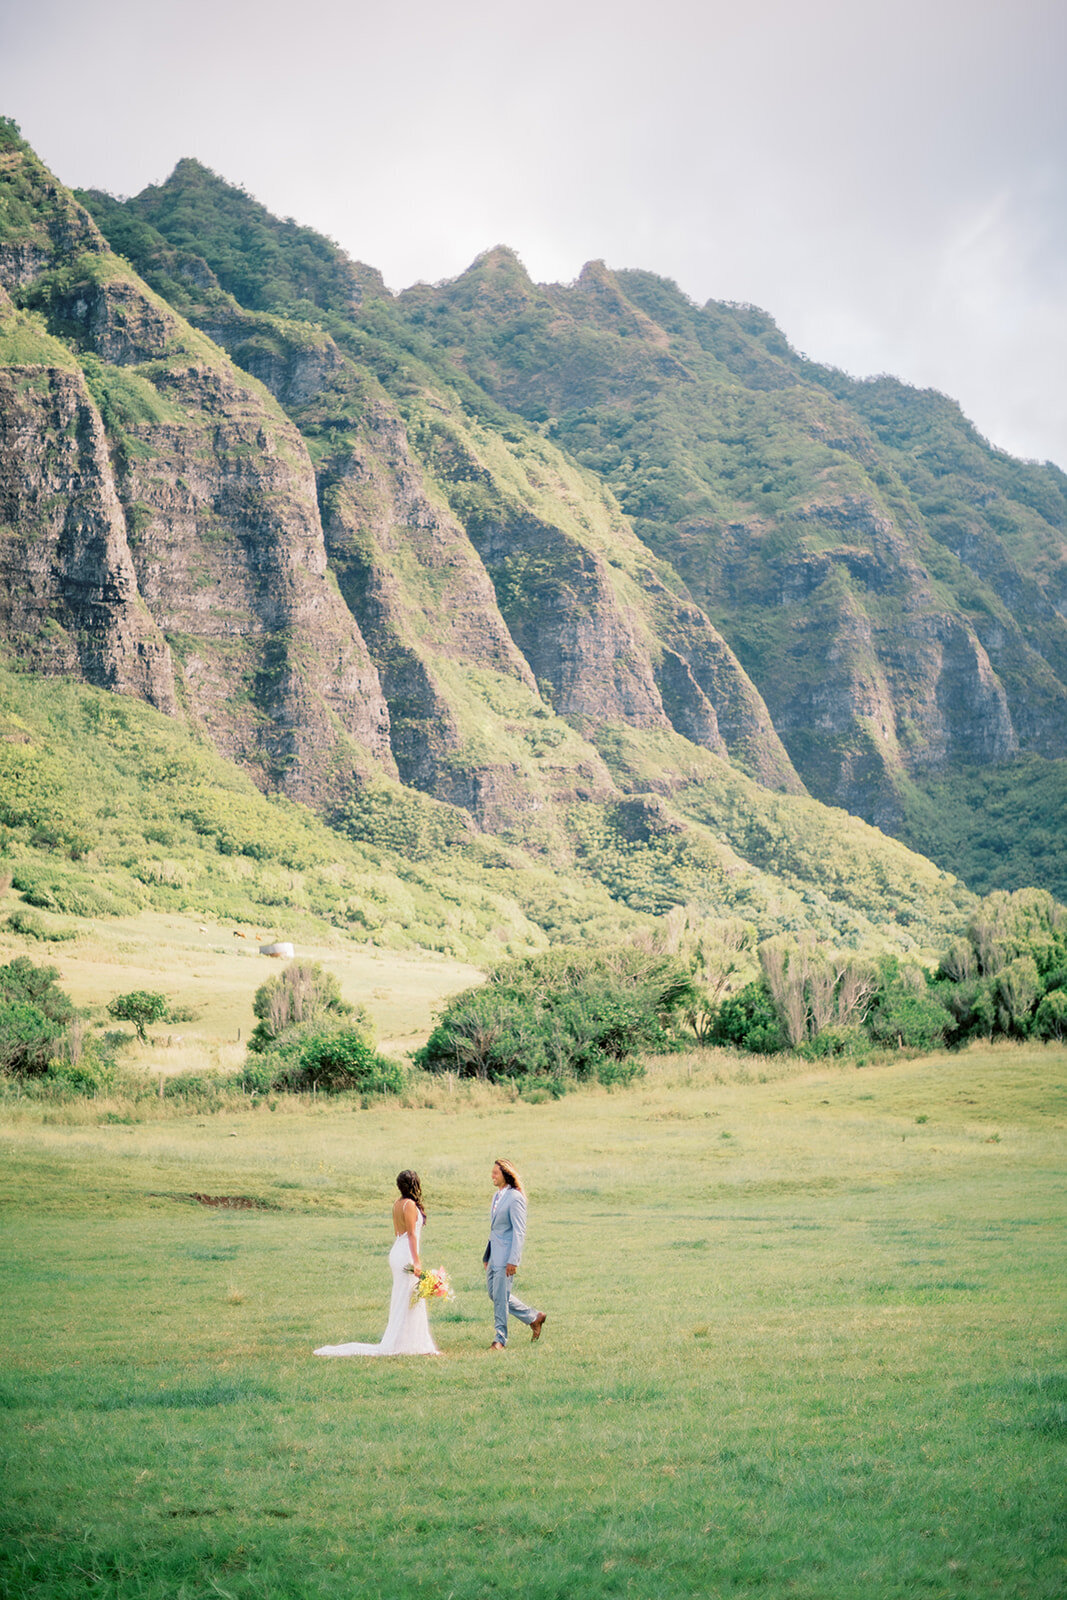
[74,152,1067,895]
[0,122,1062,972]
[0,664,976,973]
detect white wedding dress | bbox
[314,1217,439,1357]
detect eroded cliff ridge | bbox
[393,250,1067,828]
[2,137,801,840]
[1,123,1064,909]
[0,135,393,807]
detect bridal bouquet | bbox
[405,1265,455,1308]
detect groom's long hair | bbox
[494,1158,524,1194]
[396,1170,426,1219]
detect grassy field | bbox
[1,1042,1064,1599]
[0,906,482,1067]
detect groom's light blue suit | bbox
[483,1185,540,1345]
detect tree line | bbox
[1,889,1063,1101]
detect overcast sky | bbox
[4,0,1065,468]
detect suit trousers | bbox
[486,1264,538,1344]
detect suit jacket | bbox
[482,1185,527,1269]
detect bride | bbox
[314,1170,440,1357]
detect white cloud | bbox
[2,0,1064,466]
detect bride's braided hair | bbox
[396,1169,426,1219]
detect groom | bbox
[483,1159,547,1349]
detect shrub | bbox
[100,1029,138,1053]
[993,956,1041,1037]
[239,1022,402,1096]
[416,944,694,1087]
[0,1000,60,1074]
[1033,988,1067,1041]
[595,1056,646,1088]
[711,981,783,1054]
[0,957,75,1025]
[237,1056,276,1095]
[287,1028,404,1094]
[758,937,879,1050]
[735,890,1067,1055]
[796,1026,868,1060]
[866,991,951,1050]
[937,976,997,1044]
[418,989,551,1082]
[6,908,76,942]
[45,1055,116,1095]
[163,1070,239,1110]
[931,889,1067,1044]
[249,961,358,1053]
[556,987,668,1074]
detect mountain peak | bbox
[121,161,385,313]
[468,244,533,280]
[0,135,108,283]
[426,245,541,316]
[573,259,673,349]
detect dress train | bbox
[314,1220,439,1357]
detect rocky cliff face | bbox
[98,347,395,800]
[0,135,394,807]
[0,319,175,710]
[395,250,1066,829]
[98,174,798,829]
[406,401,801,793]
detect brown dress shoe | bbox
[530,1313,547,1341]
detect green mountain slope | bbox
[80,159,1067,897]
[391,253,1067,807]
[0,123,1052,951]
[0,664,626,960]
[0,664,973,957]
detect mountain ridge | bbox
[1,123,1063,931]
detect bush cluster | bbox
[415,945,696,1088]
[240,1025,403,1096]
[10,863,137,918]
[932,890,1067,1044]
[0,957,115,1090]
[708,889,1067,1056]
[6,908,77,942]
[0,957,75,1073]
[241,962,401,1097]
[247,961,358,1053]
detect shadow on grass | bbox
[0,1375,278,1411]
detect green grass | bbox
[0,305,79,369]
[2,1041,1063,1597]
[0,901,483,1072]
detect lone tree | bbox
[107,990,169,1043]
